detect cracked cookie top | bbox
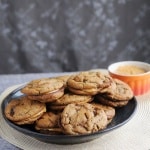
[60,103,107,135]
[4,96,46,122]
[67,71,113,95]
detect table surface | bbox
[0,72,150,150]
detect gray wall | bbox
[0,0,150,74]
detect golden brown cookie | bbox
[48,93,93,111]
[51,93,93,106]
[35,112,62,134]
[96,95,129,107]
[104,79,134,101]
[14,110,46,125]
[47,92,93,111]
[27,86,64,103]
[21,78,64,95]
[21,78,65,103]
[91,102,115,124]
[60,103,108,135]
[53,75,71,87]
[4,96,46,125]
[67,71,113,95]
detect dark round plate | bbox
[1,87,137,145]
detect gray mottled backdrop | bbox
[0,0,150,74]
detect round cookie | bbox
[96,95,129,107]
[27,86,64,103]
[48,93,93,111]
[60,103,108,135]
[21,78,64,95]
[51,93,93,106]
[14,110,46,125]
[4,96,46,125]
[105,79,134,101]
[35,112,62,134]
[21,78,65,103]
[67,71,113,95]
[91,102,115,124]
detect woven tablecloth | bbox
[0,72,150,150]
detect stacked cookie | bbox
[67,71,113,95]
[95,79,134,107]
[4,97,46,125]
[4,71,133,135]
[21,78,65,103]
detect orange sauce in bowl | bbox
[116,65,147,75]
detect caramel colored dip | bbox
[116,65,146,75]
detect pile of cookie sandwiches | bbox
[4,71,134,135]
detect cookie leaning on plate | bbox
[35,112,62,134]
[4,96,46,125]
[21,78,65,103]
[91,102,115,124]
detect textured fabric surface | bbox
[0,84,150,150]
[0,72,150,150]
[0,0,150,74]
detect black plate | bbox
[1,87,137,145]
